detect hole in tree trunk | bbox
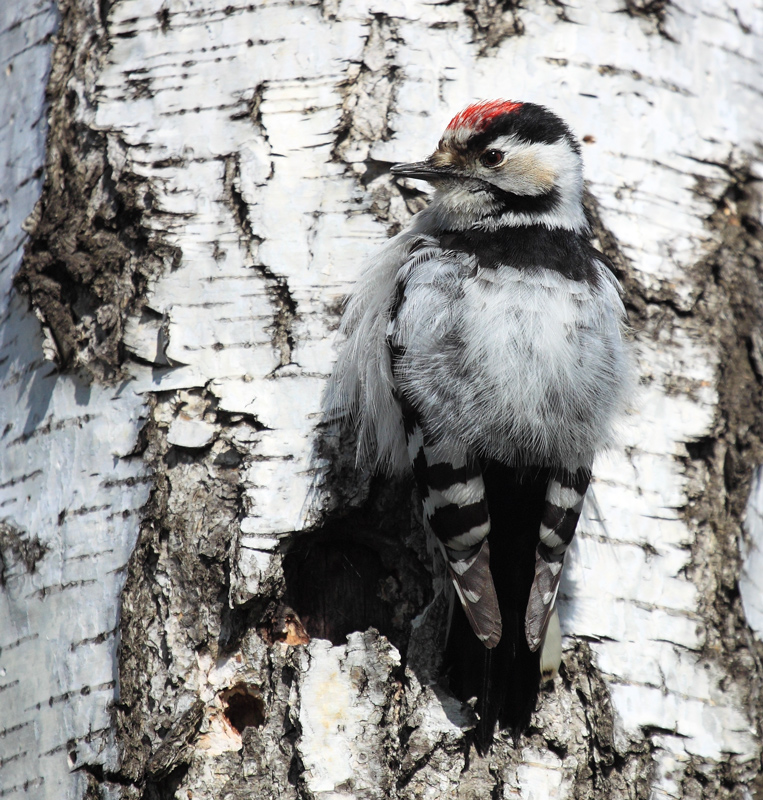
[283,533,394,645]
[221,684,265,733]
[281,487,431,651]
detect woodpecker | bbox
[324,100,632,750]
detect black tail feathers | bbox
[445,597,540,752]
[442,463,551,753]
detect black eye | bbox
[480,149,504,167]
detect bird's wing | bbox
[525,467,591,656]
[386,244,501,648]
[401,398,501,648]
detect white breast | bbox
[392,252,631,470]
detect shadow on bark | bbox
[282,476,431,654]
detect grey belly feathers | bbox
[325,212,631,475]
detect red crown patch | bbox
[446,100,523,133]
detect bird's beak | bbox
[390,160,455,181]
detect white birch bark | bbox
[2,0,763,798]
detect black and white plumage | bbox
[325,100,632,750]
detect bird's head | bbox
[391,100,587,232]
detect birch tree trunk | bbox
[2,0,763,798]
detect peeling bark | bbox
[3,0,763,799]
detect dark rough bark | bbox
[16,0,178,379]
[682,166,763,794]
[115,391,248,792]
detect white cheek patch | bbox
[483,135,577,198]
[504,150,556,193]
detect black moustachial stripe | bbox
[486,184,562,218]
